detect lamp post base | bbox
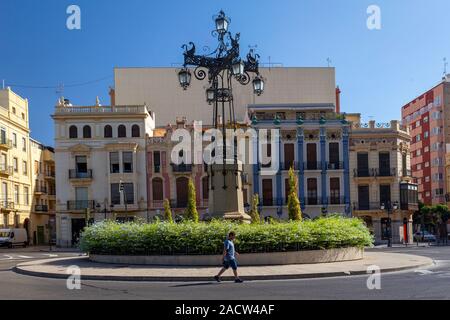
[208,162,251,223]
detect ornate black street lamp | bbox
[178,10,264,221]
[178,10,263,135]
[381,200,399,247]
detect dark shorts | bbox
[223,259,238,270]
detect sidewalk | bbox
[13,252,433,282]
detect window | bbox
[118,125,126,138]
[416,149,421,156]
[12,107,16,114]
[432,127,441,135]
[104,125,113,138]
[328,143,340,168]
[330,178,340,204]
[0,128,6,145]
[69,126,78,139]
[424,146,429,153]
[12,133,17,148]
[379,185,391,206]
[202,176,209,200]
[123,183,134,204]
[22,161,27,176]
[425,176,430,182]
[22,137,26,152]
[357,153,369,176]
[262,179,273,206]
[111,184,121,205]
[435,188,444,196]
[131,125,140,138]
[154,151,161,173]
[13,158,18,172]
[152,178,164,201]
[122,152,133,173]
[24,187,29,206]
[83,126,92,139]
[417,164,422,170]
[110,152,120,173]
[416,134,421,142]
[75,156,87,173]
[423,116,428,123]
[34,160,40,175]
[14,185,19,204]
[415,120,420,128]
[307,178,318,205]
[21,113,25,120]
[425,162,429,167]
[424,131,429,138]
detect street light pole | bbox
[381,200,398,248]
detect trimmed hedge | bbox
[79,217,373,255]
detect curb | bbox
[12,258,434,282]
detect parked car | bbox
[414,231,437,242]
[0,228,28,248]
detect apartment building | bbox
[147,118,211,218]
[0,87,55,244]
[401,76,450,205]
[349,116,418,244]
[248,104,351,219]
[30,139,56,245]
[52,98,154,247]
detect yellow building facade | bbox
[0,88,55,245]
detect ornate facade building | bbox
[248,104,351,219]
[52,99,154,247]
[348,116,418,244]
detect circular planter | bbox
[90,247,364,266]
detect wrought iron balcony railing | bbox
[303,161,322,171]
[171,164,192,173]
[69,170,93,179]
[35,205,49,212]
[352,202,383,211]
[375,168,396,177]
[67,200,96,211]
[327,162,344,170]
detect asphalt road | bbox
[0,246,450,300]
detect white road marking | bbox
[16,255,33,259]
[1,255,13,260]
[42,254,58,257]
[415,270,434,275]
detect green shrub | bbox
[79,216,373,255]
[184,179,199,222]
[287,167,302,221]
[249,194,261,224]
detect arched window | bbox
[118,125,127,138]
[69,126,78,139]
[132,125,140,138]
[83,125,92,139]
[104,125,113,138]
[152,178,164,201]
[176,177,189,208]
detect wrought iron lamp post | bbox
[381,200,399,247]
[178,10,264,222]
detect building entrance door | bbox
[71,218,86,246]
[37,226,45,245]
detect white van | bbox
[0,229,28,248]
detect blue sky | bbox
[0,0,449,146]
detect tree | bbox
[249,194,261,224]
[163,199,173,223]
[287,167,302,221]
[184,178,199,222]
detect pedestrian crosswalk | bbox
[0,253,59,261]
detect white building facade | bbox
[52,99,154,247]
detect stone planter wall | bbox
[90,247,364,266]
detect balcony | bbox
[327,162,344,170]
[0,139,13,151]
[0,201,15,211]
[69,170,93,180]
[303,161,322,171]
[327,196,346,205]
[353,168,374,178]
[45,171,56,180]
[280,162,299,171]
[67,200,96,211]
[0,164,13,177]
[375,168,396,177]
[35,205,49,212]
[305,197,323,206]
[171,164,192,173]
[34,186,48,194]
[401,169,412,177]
[353,202,383,211]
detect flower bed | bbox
[80,217,373,256]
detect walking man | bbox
[214,231,243,283]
